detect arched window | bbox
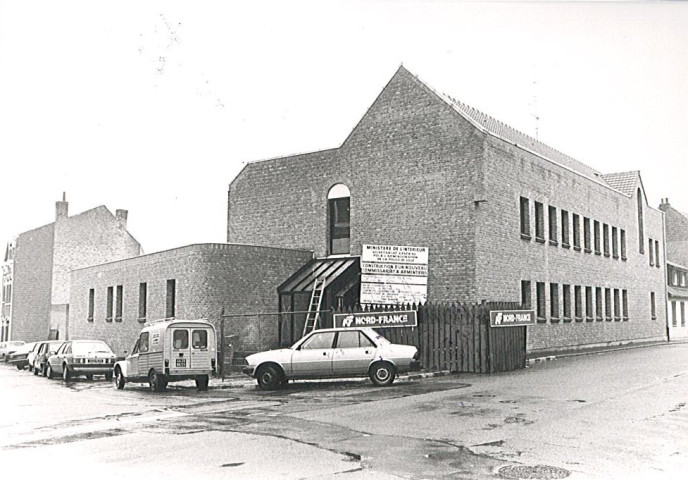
[637,188,644,254]
[328,184,350,255]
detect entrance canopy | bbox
[278,257,358,294]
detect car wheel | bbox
[16,364,23,370]
[369,361,395,387]
[104,371,113,381]
[113,367,125,390]
[256,364,282,390]
[45,364,54,379]
[149,370,166,392]
[195,375,209,391]
[62,364,71,381]
[33,366,39,375]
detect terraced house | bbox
[227,66,668,355]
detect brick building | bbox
[1,195,142,342]
[227,66,668,355]
[659,198,688,339]
[69,243,313,357]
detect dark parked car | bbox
[33,341,64,376]
[45,340,116,381]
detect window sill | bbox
[137,317,147,324]
[105,317,113,323]
[596,317,603,322]
[605,317,612,322]
[115,317,122,323]
[536,317,547,324]
[652,316,657,321]
[604,253,610,258]
[573,246,581,252]
[87,318,94,323]
[535,237,546,244]
[613,254,619,260]
[550,317,560,323]
[585,317,594,322]
[622,317,629,322]
[621,256,627,261]
[594,250,602,256]
[575,317,584,322]
[549,240,559,247]
[562,243,571,249]
[614,317,621,322]
[521,233,532,241]
[563,317,573,323]
[584,248,592,254]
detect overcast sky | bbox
[1,0,686,254]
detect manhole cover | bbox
[498,464,570,479]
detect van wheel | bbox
[62,364,71,381]
[369,361,395,387]
[195,375,209,391]
[114,368,126,390]
[104,371,113,381]
[149,371,166,392]
[256,365,282,390]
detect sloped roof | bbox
[599,171,640,197]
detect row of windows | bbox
[521,280,656,322]
[670,301,686,328]
[519,197,628,261]
[648,238,661,268]
[670,269,688,287]
[87,279,176,323]
[1,283,11,304]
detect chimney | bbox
[116,209,128,228]
[55,192,68,220]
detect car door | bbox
[127,337,141,378]
[290,331,336,377]
[51,342,69,374]
[171,328,191,370]
[332,330,378,375]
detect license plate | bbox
[175,359,187,367]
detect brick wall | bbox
[69,244,312,357]
[12,224,54,341]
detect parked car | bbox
[243,327,421,390]
[0,341,25,361]
[45,340,116,381]
[33,341,64,376]
[7,342,38,370]
[113,319,217,392]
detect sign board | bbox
[361,244,428,305]
[333,310,418,329]
[489,310,536,327]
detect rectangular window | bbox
[595,287,603,320]
[605,288,612,320]
[106,286,114,322]
[655,240,660,268]
[562,284,571,319]
[584,217,592,252]
[549,206,558,245]
[329,197,351,255]
[572,214,581,250]
[682,273,687,287]
[672,301,677,327]
[672,270,678,286]
[613,289,620,320]
[585,286,593,320]
[622,289,629,320]
[88,289,95,322]
[520,197,531,239]
[166,279,176,319]
[681,302,686,327]
[521,280,532,309]
[612,227,619,259]
[138,282,147,321]
[550,283,559,319]
[561,210,570,247]
[603,223,610,257]
[594,220,601,255]
[115,285,123,322]
[574,285,582,320]
[536,282,546,320]
[651,292,656,319]
[620,229,627,260]
[535,202,545,242]
[649,238,654,266]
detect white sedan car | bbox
[243,327,420,390]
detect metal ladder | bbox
[302,277,326,336]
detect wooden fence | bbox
[335,301,526,373]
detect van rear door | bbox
[171,328,191,370]
[190,328,212,369]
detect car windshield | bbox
[72,342,112,355]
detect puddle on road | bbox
[4,428,128,450]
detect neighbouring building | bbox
[227,66,668,355]
[659,198,688,339]
[1,195,142,342]
[69,243,313,358]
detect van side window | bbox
[173,330,188,349]
[139,333,149,353]
[192,330,207,349]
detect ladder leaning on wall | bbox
[302,277,326,336]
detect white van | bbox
[113,319,217,392]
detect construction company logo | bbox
[333,311,418,329]
[489,310,536,328]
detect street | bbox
[1,342,687,480]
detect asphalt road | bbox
[0,342,687,479]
